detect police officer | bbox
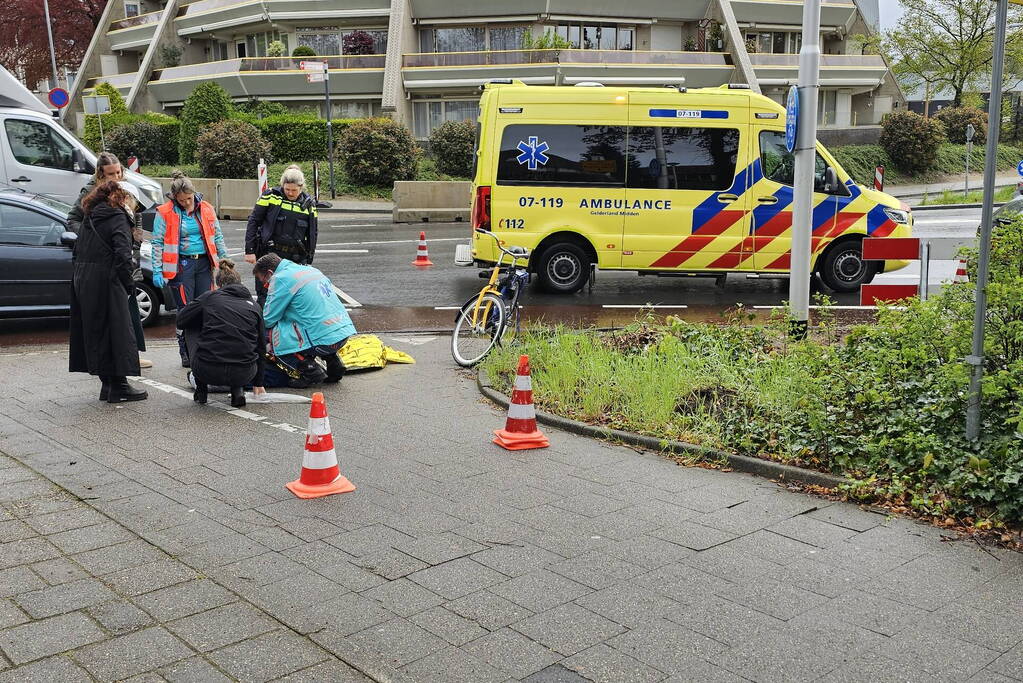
[244,165,318,306]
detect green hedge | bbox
[84,112,181,165]
[251,115,359,161]
[832,143,1023,187]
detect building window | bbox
[124,2,140,17]
[418,26,528,52]
[210,41,229,61]
[298,28,386,56]
[555,24,635,50]
[490,27,527,51]
[245,31,288,58]
[413,100,478,138]
[333,101,378,118]
[744,31,803,54]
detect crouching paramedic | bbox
[151,171,228,367]
[253,253,355,388]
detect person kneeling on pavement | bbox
[253,253,355,388]
[176,259,267,407]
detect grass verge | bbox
[919,184,1018,206]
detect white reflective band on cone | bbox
[507,402,536,420]
[514,375,532,391]
[307,417,331,436]
[303,449,338,469]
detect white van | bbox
[0,67,163,214]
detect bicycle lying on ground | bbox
[451,230,530,367]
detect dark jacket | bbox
[68,202,140,377]
[244,187,318,263]
[176,283,266,378]
[67,179,96,235]
[69,179,143,277]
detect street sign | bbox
[300,61,325,71]
[966,123,976,142]
[306,73,325,83]
[1017,160,1023,177]
[785,85,799,153]
[83,95,110,115]
[48,87,69,109]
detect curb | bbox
[910,201,1009,212]
[477,368,850,490]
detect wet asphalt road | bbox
[0,206,981,347]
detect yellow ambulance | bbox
[467,80,912,294]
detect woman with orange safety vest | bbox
[151,171,227,367]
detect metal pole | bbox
[324,64,336,199]
[966,0,1009,440]
[918,240,930,302]
[97,112,105,151]
[42,0,59,90]
[788,0,821,338]
[965,140,971,196]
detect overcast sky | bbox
[878,1,905,29]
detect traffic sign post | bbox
[966,0,1009,441]
[301,61,335,198]
[83,95,112,151]
[788,0,821,339]
[965,123,976,196]
[785,86,799,153]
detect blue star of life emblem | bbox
[516,136,550,171]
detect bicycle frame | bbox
[468,231,529,329]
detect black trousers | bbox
[191,358,258,390]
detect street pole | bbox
[788,0,821,338]
[42,0,59,90]
[323,64,336,199]
[965,0,1009,440]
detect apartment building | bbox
[66,0,903,139]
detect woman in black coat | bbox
[68,181,148,403]
[176,259,267,408]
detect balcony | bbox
[146,55,386,104]
[749,53,888,89]
[409,0,713,22]
[730,0,857,28]
[107,10,162,51]
[85,72,139,96]
[174,0,390,36]
[402,49,733,91]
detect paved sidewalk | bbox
[0,338,1021,682]
[890,171,1019,199]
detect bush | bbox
[343,30,376,55]
[106,121,164,167]
[879,111,946,173]
[237,98,288,119]
[253,115,357,161]
[336,117,418,187]
[158,43,182,68]
[266,40,285,57]
[178,82,234,164]
[292,45,316,58]
[196,119,271,179]
[935,107,988,144]
[428,120,475,178]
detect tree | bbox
[0,0,107,88]
[868,0,1023,107]
[178,82,234,164]
[342,31,376,55]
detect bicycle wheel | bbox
[452,292,507,367]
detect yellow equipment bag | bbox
[337,334,415,372]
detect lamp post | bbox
[42,0,59,90]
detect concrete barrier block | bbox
[154,177,260,220]
[392,181,471,223]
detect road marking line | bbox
[132,377,307,434]
[434,306,461,310]
[752,305,880,310]
[319,223,376,228]
[602,305,688,309]
[315,249,370,254]
[333,285,361,308]
[317,237,465,247]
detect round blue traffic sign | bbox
[48,87,70,109]
[1017,160,1023,177]
[785,86,799,153]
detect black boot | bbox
[107,377,148,403]
[324,354,346,384]
[229,386,246,408]
[99,376,110,401]
[177,332,190,368]
[193,382,208,405]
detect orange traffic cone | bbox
[493,355,550,451]
[286,392,356,499]
[954,259,970,283]
[412,231,434,267]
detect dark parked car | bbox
[0,189,175,326]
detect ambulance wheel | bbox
[537,242,590,294]
[819,238,874,293]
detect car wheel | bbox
[819,239,875,293]
[135,282,159,327]
[536,242,590,294]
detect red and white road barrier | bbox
[873,166,885,192]
[257,158,268,196]
[126,155,139,172]
[860,236,972,305]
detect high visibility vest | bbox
[156,200,219,280]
